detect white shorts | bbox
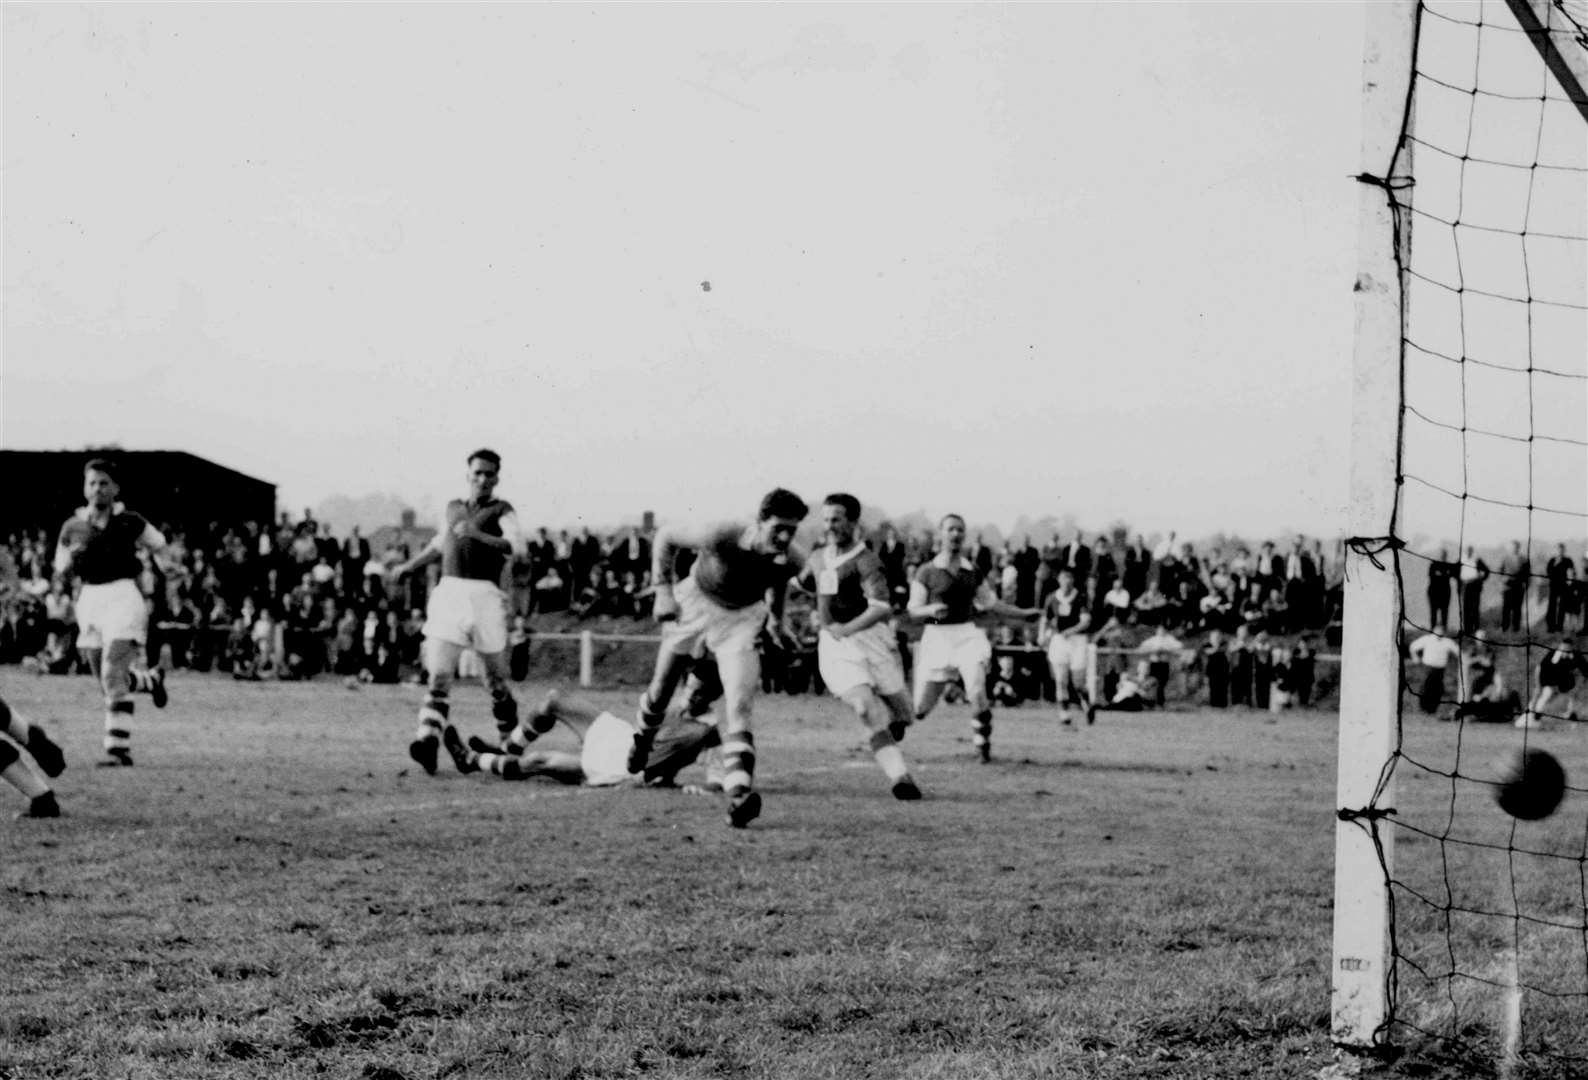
[818,623,906,699]
[915,623,993,687]
[76,580,149,649]
[423,576,509,655]
[658,576,767,679]
[581,711,637,787]
[1046,634,1090,676]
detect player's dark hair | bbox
[758,488,808,522]
[467,448,502,469]
[939,513,965,529]
[83,457,118,482]
[822,493,861,523]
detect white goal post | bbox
[1332,0,1588,1053]
[1331,0,1417,1051]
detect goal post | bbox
[1335,0,1588,1064]
[1332,0,1419,1051]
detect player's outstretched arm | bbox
[975,582,1039,621]
[391,536,444,579]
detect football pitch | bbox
[1,673,1578,1079]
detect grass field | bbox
[2,671,1583,1080]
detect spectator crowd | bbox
[1,509,1582,711]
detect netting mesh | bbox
[1366,1,1588,1071]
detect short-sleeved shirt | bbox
[805,542,890,627]
[1042,587,1087,635]
[914,558,981,625]
[441,498,516,583]
[689,525,798,610]
[1409,633,1461,669]
[58,508,161,585]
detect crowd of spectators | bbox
[1,509,1581,710]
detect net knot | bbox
[1344,535,1404,573]
[1354,171,1414,193]
[1337,805,1397,824]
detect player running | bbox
[908,513,1039,762]
[1,695,65,818]
[391,449,529,775]
[628,487,809,828]
[795,493,921,800]
[53,458,171,767]
[1041,568,1096,726]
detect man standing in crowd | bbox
[876,523,910,609]
[1013,536,1041,608]
[908,514,1040,763]
[53,458,171,767]
[1253,540,1281,602]
[1498,540,1530,633]
[627,488,809,829]
[1458,545,1489,633]
[1284,536,1316,633]
[1123,534,1152,600]
[797,493,921,801]
[1544,542,1574,634]
[1425,547,1455,633]
[390,449,528,775]
[1062,530,1092,595]
[1408,626,1462,716]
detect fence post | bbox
[579,631,594,688]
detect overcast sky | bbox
[4,3,1582,543]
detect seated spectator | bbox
[619,569,647,619]
[227,615,260,680]
[164,589,203,670]
[533,564,567,614]
[39,630,76,675]
[1133,584,1169,627]
[42,583,74,643]
[1095,664,1152,712]
[251,608,280,678]
[310,557,337,593]
[331,605,361,676]
[400,609,425,678]
[990,654,1024,708]
[1136,628,1183,709]
[998,557,1019,604]
[1100,579,1133,629]
[1198,587,1232,634]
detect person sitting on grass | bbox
[1516,637,1588,729]
[1094,664,1152,713]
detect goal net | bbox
[1335,0,1587,1075]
